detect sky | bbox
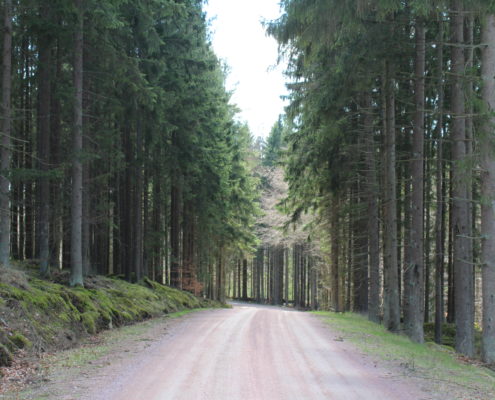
[204,0,287,139]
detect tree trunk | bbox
[0,0,12,267]
[134,115,143,281]
[50,41,63,270]
[364,93,381,323]
[434,20,446,344]
[331,196,340,312]
[383,60,400,332]
[451,1,474,356]
[311,258,318,310]
[284,247,289,305]
[38,4,52,275]
[424,140,432,323]
[70,0,84,287]
[405,19,425,343]
[170,134,181,288]
[216,251,225,303]
[447,167,455,324]
[354,174,368,313]
[242,258,248,300]
[480,13,495,365]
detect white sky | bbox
[204,0,287,139]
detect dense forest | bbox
[0,0,259,301]
[2,0,495,373]
[262,0,495,364]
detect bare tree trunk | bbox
[170,133,181,288]
[284,247,289,305]
[293,244,299,307]
[331,196,340,312]
[311,258,318,310]
[363,93,381,323]
[465,14,475,285]
[480,13,495,365]
[242,258,248,300]
[237,259,241,299]
[50,41,63,270]
[434,20,446,344]
[134,115,143,281]
[451,1,474,356]
[383,60,400,332]
[70,0,84,286]
[217,251,225,303]
[0,0,12,267]
[424,141,432,323]
[405,19,425,343]
[356,177,369,313]
[38,3,52,275]
[447,167,455,324]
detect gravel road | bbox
[92,303,428,400]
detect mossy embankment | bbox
[0,264,219,368]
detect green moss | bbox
[424,322,482,351]
[9,332,32,349]
[0,343,13,367]
[424,322,456,347]
[0,266,220,363]
[81,311,99,334]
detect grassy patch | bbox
[314,312,495,398]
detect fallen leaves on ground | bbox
[0,351,51,395]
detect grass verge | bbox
[314,311,495,399]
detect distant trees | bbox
[227,120,321,309]
[268,0,495,359]
[0,0,259,301]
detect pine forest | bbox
[2,1,495,397]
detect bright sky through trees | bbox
[205,0,287,139]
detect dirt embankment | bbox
[0,264,217,372]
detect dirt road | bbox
[90,303,428,400]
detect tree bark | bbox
[70,0,84,286]
[216,250,225,303]
[434,20,446,344]
[0,0,13,267]
[170,133,181,288]
[405,19,425,343]
[480,13,495,364]
[331,196,340,312]
[364,93,381,323]
[38,3,52,275]
[242,258,248,300]
[451,1,474,356]
[383,60,400,332]
[134,115,144,281]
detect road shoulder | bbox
[313,311,495,400]
[0,309,215,400]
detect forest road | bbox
[95,303,428,400]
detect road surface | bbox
[93,303,427,400]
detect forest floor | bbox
[3,303,491,400]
